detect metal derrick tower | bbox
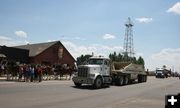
[123,17,134,58]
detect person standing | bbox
[23,64,28,82]
[27,65,31,82]
[30,66,34,82]
[34,65,38,82]
[24,65,29,82]
[37,66,42,82]
[18,65,23,82]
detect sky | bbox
[0,0,180,72]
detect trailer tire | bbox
[144,76,147,82]
[143,76,145,82]
[93,77,102,89]
[138,75,143,83]
[123,76,129,85]
[74,82,82,87]
[117,76,124,86]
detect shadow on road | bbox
[71,80,148,90]
[71,84,110,90]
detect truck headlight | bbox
[73,72,78,77]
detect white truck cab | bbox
[72,56,112,88]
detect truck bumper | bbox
[156,75,165,78]
[72,77,94,85]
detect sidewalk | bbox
[0,76,7,81]
[0,76,73,85]
[0,77,16,85]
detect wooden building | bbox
[0,46,29,63]
[15,41,75,67]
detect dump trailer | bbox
[72,56,147,89]
[111,62,147,86]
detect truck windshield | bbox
[156,70,163,73]
[88,59,103,65]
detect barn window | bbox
[58,47,63,59]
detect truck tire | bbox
[144,76,147,82]
[143,76,146,82]
[117,76,124,86]
[138,75,142,83]
[93,77,102,89]
[123,76,129,85]
[74,82,82,87]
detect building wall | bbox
[0,46,29,63]
[30,42,75,67]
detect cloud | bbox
[15,30,27,38]
[0,36,13,45]
[103,34,116,39]
[24,40,30,44]
[0,36,12,41]
[167,2,180,15]
[151,48,180,72]
[47,40,57,42]
[0,35,29,46]
[58,36,86,41]
[135,17,153,23]
[62,41,123,59]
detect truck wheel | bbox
[138,75,142,83]
[144,76,147,82]
[141,76,144,82]
[74,82,82,87]
[123,76,129,85]
[94,77,102,89]
[117,77,123,86]
[143,76,146,82]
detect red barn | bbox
[15,41,75,67]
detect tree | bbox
[108,52,145,67]
[122,52,129,62]
[137,56,145,69]
[117,53,123,62]
[137,56,144,65]
[131,57,137,64]
[162,65,166,69]
[76,54,92,65]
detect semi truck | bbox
[155,69,169,78]
[72,56,147,89]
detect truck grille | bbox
[78,67,88,77]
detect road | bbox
[0,77,179,108]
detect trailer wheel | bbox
[142,76,145,82]
[123,76,129,85]
[93,77,102,89]
[74,82,82,87]
[144,76,147,82]
[117,77,124,86]
[142,75,147,82]
[138,75,142,83]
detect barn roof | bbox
[14,41,59,57]
[13,41,76,62]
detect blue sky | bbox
[0,0,180,72]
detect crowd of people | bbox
[18,64,44,82]
[0,59,76,82]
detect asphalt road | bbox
[0,77,179,108]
